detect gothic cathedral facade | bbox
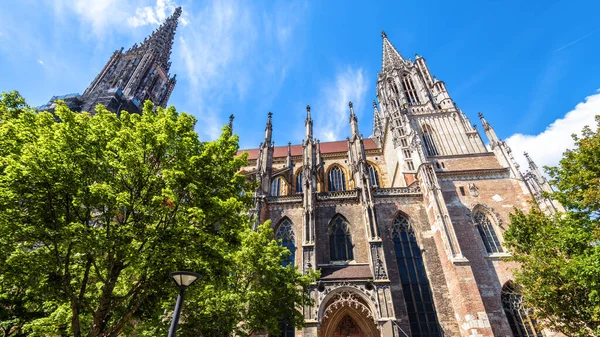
[239,32,563,337]
[39,9,564,335]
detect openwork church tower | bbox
[240,32,564,337]
[39,7,182,114]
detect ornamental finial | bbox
[381,30,387,38]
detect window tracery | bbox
[422,124,439,156]
[329,215,354,262]
[295,171,303,193]
[502,282,543,337]
[271,177,283,196]
[328,166,347,191]
[276,218,295,267]
[473,209,503,254]
[391,214,441,337]
[367,163,380,187]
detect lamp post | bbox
[168,271,201,337]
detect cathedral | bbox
[238,32,564,337]
[37,7,565,336]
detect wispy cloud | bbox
[176,0,306,140]
[506,90,600,170]
[314,67,368,141]
[49,0,124,37]
[553,29,599,53]
[37,59,45,66]
[129,0,188,27]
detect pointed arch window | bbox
[402,75,421,105]
[422,124,439,156]
[367,163,380,187]
[391,215,441,337]
[473,209,503,254]
[329,215,353,262]
[328,166,346,191]
[295,171,303,194]
[276,219,295,267]
[271,177,283,196]
[502,282,543,337]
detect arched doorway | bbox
[319,290,379,337]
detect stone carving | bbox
[468,183,480,197]
[322,291,374,322]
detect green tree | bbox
[0,91,315,337]
[505,115,600,337]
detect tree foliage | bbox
[505,115,600,337]
[0,91,316,337]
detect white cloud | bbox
[314,67,368,141]
[37,59,45,66]
[129,0,187,27]
[506,90,600,171]
[176,0,306,140]
[49,0,124,37]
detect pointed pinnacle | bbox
[373,100,377,108]
[478,112,484,119]
[381,30,387,39]
[228,114,234,128]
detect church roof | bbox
[238,138,379,160]
[381,31,405,71]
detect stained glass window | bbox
[276,219,295,267]
[473,210,503,254]
[502,282,543,337]
[296,171,303,193]
[328,166,346,191]
[391,215,441,337]
[422,125,439,156]
[271,177,282,196]
[368,163,380,187]
[329,215,353,262]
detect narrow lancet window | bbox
[391,215,441,337]
[473,209,503,254]
[271,177,282,196]
[422,124,439,156]
[276,219,295,267]
[329,215,353,262]
[502,282,543,337]
[367,164,380,187]
[295,171,303,194]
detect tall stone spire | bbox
[139,7,182,74]
[39,7,183,115]
[381,30,405,71]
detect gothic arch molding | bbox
[317,287,380,337]
[325,164,349,191]
[468,202,504,229]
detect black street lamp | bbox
[167,271,201,337]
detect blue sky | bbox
[1,0,599,169]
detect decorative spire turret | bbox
[264,112,273,144]
[478,112,499,144]
[349,101,359,137]
[305,105,313,140]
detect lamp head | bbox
[170,271,201,290]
